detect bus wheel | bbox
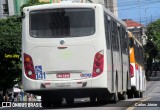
[140,92,143,98]
[97,96,108,104]
[90,96,96,103]
[41,97,51,108]
[118,92,127,100]
[97,92,109,104]
[134,91,140,98]
[111,78,119,103]
[52,98,63,107]
[42,101,51,108]
[127,91,134,99]
[65,97,74,105]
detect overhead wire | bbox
[116,0,160,25]
[106,0,160,7]
[117,1,160,11]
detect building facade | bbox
[40,0,118,16]
[0,0,28,18]
[123,19,147,45]
[105,0,118,16]
[0,0,14,18]
[13,0,28,15]
[0,0,118,18]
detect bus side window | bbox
[117,26,121,52]
[111,20,114,50]
[140,47,143,66]
[115,24,119,51]
[116,24,119,51]
[137,45,139,64]
[134,43,138,63]
[119,26,125,53]
[104,12,110,49]
[124,31,128,54]
[125,32,129,53]
[121,27,127,54]
[112,20,118,51]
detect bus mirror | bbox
[21,12,25,19]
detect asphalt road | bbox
[1,72,160,110]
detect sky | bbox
[117,0,160,25]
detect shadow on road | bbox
[42,102,106,109]
[42,100,138,109]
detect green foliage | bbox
[146,19,160,60]
[144,40,158,69]
[146,19,160,51]
[0,0,49,93]
[144,19,160,71]
[20,0,50,12]
[0,16,22,91]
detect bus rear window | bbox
[30,8,95,38]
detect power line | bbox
[117,1,160,11]
[117,0,160,24]
[107,0,160,7]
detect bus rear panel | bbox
[22,4,108,97]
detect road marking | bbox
[126,97,152,110]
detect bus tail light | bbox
[24,53,36,80]
[92,50,104,77]
[130,64,134,78]
[135,64,138,70]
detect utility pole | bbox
[145,8,148,26]
[138,0,141,24]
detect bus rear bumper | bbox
[23,72,108,94]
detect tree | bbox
[0,16,22,94]
[144,40,158,71]
[20,0,49,11]
[146,19,160,59]
[144,19,160,78]
[0,0,49,95]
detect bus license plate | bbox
[55,82,71,87]
[56,73,70,78]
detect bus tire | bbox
[119,75,128,100]
[118,92,127,100]
[127,90,133,99]
[97,92,109,104]
[111,76,119,103]
[134,91,140,98]
[140,92,143,98]
[90,96,96,103]
[65,97,74,105]
[97,96,108,104]
[41,97,51,108]
[52,97,63,107]
[42,102,51,108]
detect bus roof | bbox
[102,7,127,27]
[23,3,102,11]
[23,3,126,28]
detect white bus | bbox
[22,3,131,107]
[128,31,146,98]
